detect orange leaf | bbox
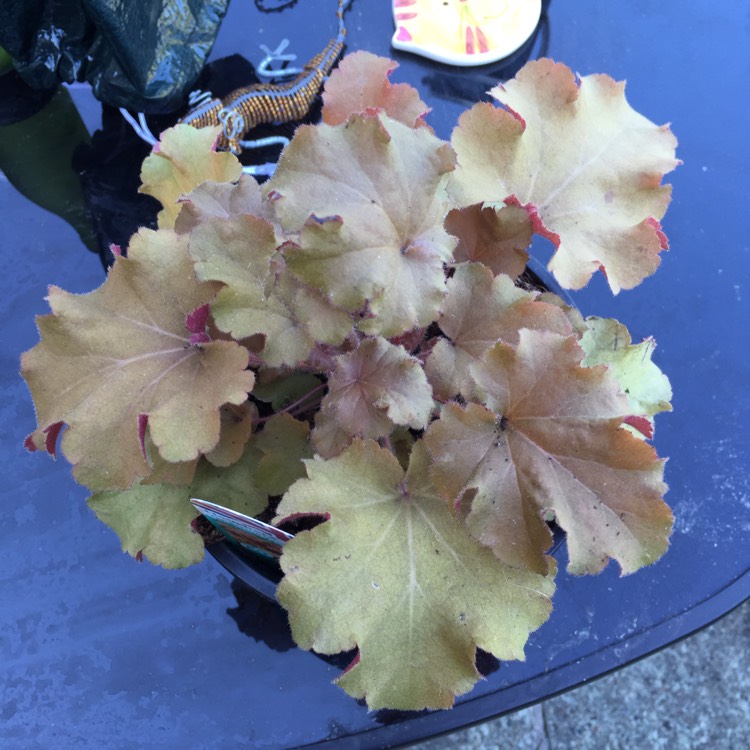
[322,50,430,128]
[425,330,672,575]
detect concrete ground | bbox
[416,601,749,750]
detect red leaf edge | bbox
[646,217,670,251]
[26,422,65,457]
[44,423,64,456]
[340,650,361,676]
[504,195,560,246]
[277,511,331,526]
[623,415,654,440]
[186,303,212,344]
[138,413,149,460]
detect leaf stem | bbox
[379,434,394,454]
[255,382,327,424]
[246,351,265,368]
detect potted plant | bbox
[21,51,678,711]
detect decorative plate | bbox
[392,0,542,66]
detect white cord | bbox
[119,108,158,146]
[243,163,277,177]
[257,38,302,79]
[238,135,290,149]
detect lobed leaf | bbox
[309,404,352,460]
[204,401,258,467]
[451,59,679,292]
[174,174,267,234]
[89,414,310,568]
[426,330,673,575]
[21,229,255,491]
[195,413,310,510]
[88,484,206,569]
[266,113,456,336]
[251,413,313,497]
[445,203,532,278]
[425,263,572,400]
[275,440,555,710]
[143,401,257,485]
[189,216,352,367]
[314,337,434,443]
[322,50,430,128]
[425,402,551,573]
[140,125,242,229]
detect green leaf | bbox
[88,484,205,569]
[275,440,555,710]
[190,446,266,516]
[89,414,310,568]
[252,413,313,497]
[266,113,456,336]
[140,125,242,229]
[451,59,679,292]
[579,317,672,431]
[253,372,323,411]
[21,229,255,491]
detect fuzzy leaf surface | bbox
[318,337,434,440]
[140,125,242,229]
[275,440,555,710]
[425,263,571,400]
[451,59,679,292]
[21,229,255,491]
[189,216,351,367]
[188,214,292,355]
[309,403,352,460]
[322,51,430,128]
[88,484,205,568]
[143,401,257,485]
[446,203,532,278]
[175,174,266,233]
[426,330,672,575]
[194,414,310,510]
[267,114,456,336]
[205,402,258,467]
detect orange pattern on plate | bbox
[392,0,542,66]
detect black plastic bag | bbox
[0,0,229,112]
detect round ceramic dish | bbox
[391,0,542,67]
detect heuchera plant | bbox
[22,52,678,711]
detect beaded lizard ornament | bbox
[122,0,351,176]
